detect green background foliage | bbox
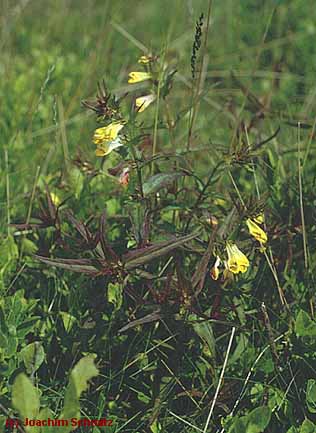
[2,0,316,432]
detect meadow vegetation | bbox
[1,1,316,432]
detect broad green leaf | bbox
[20,342,45,375]
[286,427,299,433]
[21,238,38,255]
[12,374,40,432]
[246,406,271,433]
[228,407,271,433]
[108,282,123,311]
[38,408,55,433]
[307,379,316,413]
[228,418,247,433]
[61,356,99,432]
[301,419,316,433]
[295,310,316,337]
[142,172,184,196]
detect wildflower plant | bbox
[30,47,275,317]
[6,6,316,433]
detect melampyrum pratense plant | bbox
[7,12,316,433]
[31,51,277,313]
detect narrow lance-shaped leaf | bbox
[123,229,201,270]
[35,256,99,276]
[98,212,119,261]
[119,308,162,333]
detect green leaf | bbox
[150,420,162,433]
[21,238,38,255]
[295,310,316,337]
[68,166,84,199]
[307,380,316,413]
[228,407,271,433]
[0,415,6,433]
[39,408,56,433]
[35,256,98,275]
[60,312,76,333]
[189,314,215,359]
[142,172,184,196]
[137,391,151,404]
[300,419,316,433]
[12,374,40,432]
[108,282,123,311]
[229,334,249,365]
[61,356,99,432]
[228,418,247,433]
[246,406,271,433]
[20,342,45,375]
[0,235,18,266]
[286,427,299,433]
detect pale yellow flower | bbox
[93,122,124,145]
[135,94,156,112]
[138,55,151,64]
[246,218,267,244]
[226,243,249,274]
[128,71,152,84]
[95,137,124,157]
[254,213,264,224]
[210,256,221,280]
[50,192,61,207]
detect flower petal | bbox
[135,94,156,112]
[128,71,152,84]
[138,55,151,64]
[93,122,124,145]
[226,243,249,274]
[210,256,221,280]
[95,138,124,157]
[246,218,268,244]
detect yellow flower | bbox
[210,256,221,280]
[128,71,152,84]
[254,213,264,224]
[138,55,151,64]
[246,218,268,244]
[135,94,156,112]
[95,137,124,157]
[93,122,124,145]
[226,243,249,274]
[50,192,61,207]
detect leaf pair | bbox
[12,357,99,433]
